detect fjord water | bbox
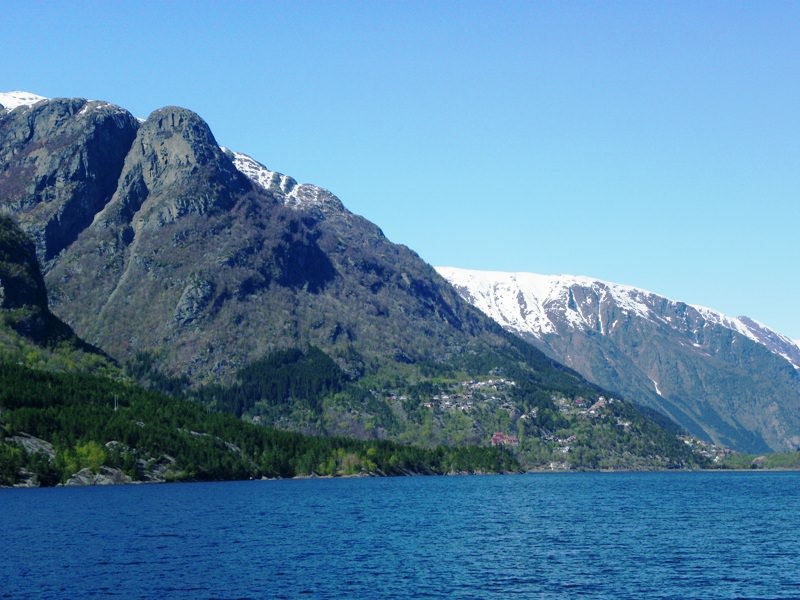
[2,472,799,599]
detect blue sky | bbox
[3,1,799,339]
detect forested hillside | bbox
[128,342,710,471]
[0,362,519,486]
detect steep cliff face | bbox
[438,268,800,453]
[104,106,252,229]
[0,214,89,348]
[0,98,139,263]
[0,214,48,312]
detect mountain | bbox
[0,211,518,486]
[436,267,800,453]
[0,92,710,469]
[0,93,507,384]
[0,201,696,485]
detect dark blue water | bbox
[2,472,799,599]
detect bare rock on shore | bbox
[64,466,133,486]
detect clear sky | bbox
[3,1,798,339]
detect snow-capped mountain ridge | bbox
[437,266,800,371]
[437,266,800,452]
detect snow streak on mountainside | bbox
[226,150,346,216]
[436,267,800,371]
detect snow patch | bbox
[1,92,119,118]
[230,150,297,195]
[691,305,761,345]
[0,91,47,111]
[435,267,659,338]
[78,100,110,116]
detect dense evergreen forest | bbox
[195,347,348,416]
[0,362,518,486]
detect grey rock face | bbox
[105,106,251,232]
[64,466,133,486]
[10,433,56,462]
[0,98,139,263]
[174,278,214,325]
[538,298,800,453]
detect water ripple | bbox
[2,473,800,599]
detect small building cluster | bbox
[490,432,519,447]
[417,378,518,413]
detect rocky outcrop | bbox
[64,466,133,486]
[9,433,56,461]
[174,277,214,325]
[100,106,251,233]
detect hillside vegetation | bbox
[0,362,519,486]
[136,343,710,472]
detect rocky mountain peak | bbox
[91,105,254,237]
[0,95,140,263]
[141,106,224,169]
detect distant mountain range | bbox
[437,267,800,453]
